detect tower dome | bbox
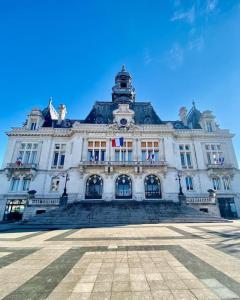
[112,65,136,103]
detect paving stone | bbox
[73,282,94,293]
[151,290,175,300]
[148,280,169,291]
[90,292,111,299]
[93,281,112,292]
[171,289,197,300]
[131,280,150,292]
[112,281,131,292]
[190,288,220,300]
[110,292,132,300]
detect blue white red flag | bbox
[112,137,124,147]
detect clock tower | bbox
[112,65,136,104]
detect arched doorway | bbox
[85,175,103,199]
[145,175,161,199]
[115,175,132,199]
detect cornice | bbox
[6,126,233,139]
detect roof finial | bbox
[192,100,196,109]
[49,96,53,105]
[121,64,126,72]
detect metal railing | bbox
[207,163,234,169]
[7,163,38,169]
[28,198,60,206]
[80,160,168,167]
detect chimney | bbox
[57,104,67,124]
[179,107,187,126]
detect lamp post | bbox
[62,172,70,197]
[176,172,184,196]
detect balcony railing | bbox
[186,196,216,205]
[207,163,234,169]
[80,160,167,166]
[28,198,60,206]
[6,163,38,170]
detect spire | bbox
[192,101,196,109]
[121,64,126,72]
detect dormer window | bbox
[206,121,213,132]
[30,122,37,130]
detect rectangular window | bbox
[185,177,193,191]
[180,153,186,167]
[205,144,224,165]
[141,141,159,162]
[51,177,60,192]
[115,150,120,161]
[179,145,192,168]
[87,140,106,162]
[22,178,31,191]
[17,143,39,164]
[52,144,66,169]
[10,178,20,192]
[186,153,192,167]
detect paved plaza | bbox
[0,222,240,299]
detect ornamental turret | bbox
[112,65,136,104]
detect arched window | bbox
[115,175,132,199]
[144,175,161,199]
[185,176,193,191]
[212,177,221,190]
[222,176,231,191]
[85,175,103,199]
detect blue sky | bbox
[0,0,240,165]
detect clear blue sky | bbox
[0,0,240,165]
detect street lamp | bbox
[176,172,184,196]
[61,172,70,197]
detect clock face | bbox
[120,118,127,126]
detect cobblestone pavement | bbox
[0,222,239,299]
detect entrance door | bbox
[218,198,238,219]
[145,175,161,199]
[4,199,26,221]
[115,175,132,199]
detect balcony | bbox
[207,163,234,170]
[28,198,60,206]
[80,160,168,167]
[186,196,216,205]
[79,160,168,175]
[6,163,38,170]
[5,163,38,179]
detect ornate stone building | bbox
[0,66,239,221]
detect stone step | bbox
[22,200,226,225]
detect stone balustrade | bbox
[28,198,60,206]
[186,196,216,204]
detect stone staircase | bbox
[22,200,227,226]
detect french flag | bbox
[112,137,124,147]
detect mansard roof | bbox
[36,67,204,130]
[84,101,162,125]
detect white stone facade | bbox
[0,67,240,221]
